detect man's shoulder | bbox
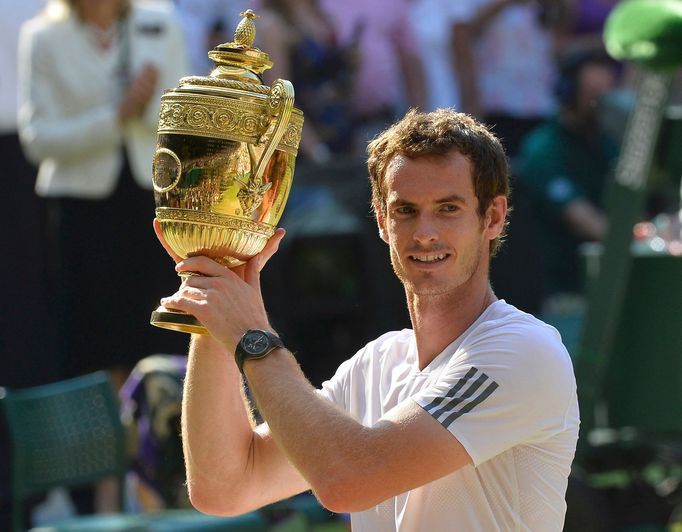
[357,328,414,362]
[338,329,408,371]
[477,300,552,331]
[457,302,578,424]
[468,301,573,374]
[318,329,414,402]
[373,328,414,345]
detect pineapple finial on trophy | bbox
[235,9,260,47]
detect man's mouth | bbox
[410,254,449,263]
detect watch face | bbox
[243,330,269,355]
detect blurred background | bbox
[1,0,681,530]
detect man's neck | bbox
[407,280,497,370]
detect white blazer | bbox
[18,3,189,198]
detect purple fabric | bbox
[574,0,617,34]
[119,355,188,506]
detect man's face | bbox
[375,152,503,297]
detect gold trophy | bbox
[150,10,303,334]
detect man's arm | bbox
[162,248,473,514]
[154,223,308,515]
[181,334,309,515]
[243,348,472,513]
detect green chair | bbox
[0,371,267,532]
[28,510,268,532]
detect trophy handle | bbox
[253,79,295,183]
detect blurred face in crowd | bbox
[575,62,617,121]
[69,0,128,22]
[376,151,505,297]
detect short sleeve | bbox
[413,321,577,467]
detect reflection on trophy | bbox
[150,10,303,334]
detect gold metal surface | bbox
[150,10,303,335]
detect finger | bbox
[143,63,159,79]
[154,218,183,263]
[137,77,157,96]
[176,255,237,278]
[177,285,208,300]
[229,263,247,281]
[244,228,285,286]
[140,66,159,89]
[180,274,223,290]
[130,86,154,108]
[135,64,158,84]
[160,294,207,314]
[261,228,286,268]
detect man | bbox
[156,109,579,530]
[518,50,619,301]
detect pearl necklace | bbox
[85,21,119,49]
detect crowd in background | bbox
[5,0,682,526]
[2,0,629,384]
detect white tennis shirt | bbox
[318,300,579,531]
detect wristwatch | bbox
[235,329,284,374]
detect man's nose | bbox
[413,214,438,244]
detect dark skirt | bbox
[50,155,187,379]
[0,133,58,387]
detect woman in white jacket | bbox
[18,0,190,383]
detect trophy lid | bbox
[159,8,303,152]
[206,9,272,83]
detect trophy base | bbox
[150,306,209,335]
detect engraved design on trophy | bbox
[236,173,272,217]
[150,10,303,335]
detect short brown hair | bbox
[367,108,510,255]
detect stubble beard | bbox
[390,238,484,297]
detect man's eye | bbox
[396,206,415,214]
[441,204,459,212]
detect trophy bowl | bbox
[150,10,303,335]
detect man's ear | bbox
[485,196,508,240]
[374,202,390,244]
